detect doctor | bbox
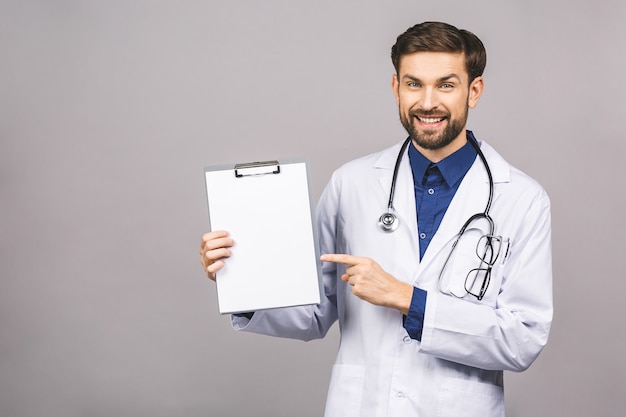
[199,21,552,417]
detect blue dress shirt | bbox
[403,131,478,340]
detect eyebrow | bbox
[401,73,462,83]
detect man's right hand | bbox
[198,230,235,281]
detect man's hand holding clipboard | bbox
[199,230,235,281]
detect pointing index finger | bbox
[321,254,361,265]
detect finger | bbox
[206,260,225,278]
[202,237,236,253]
[200,248,232,269]
[199,230,231,250]
[200,230,230,246]
[320,254,363,265]
[344,263,358,276]
[200,235,235,253]
[202,247,233,264]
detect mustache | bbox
[409,109,449,118]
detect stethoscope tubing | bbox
[386,137,412,212]
[381,134,494,233]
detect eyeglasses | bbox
[438,215,502,301]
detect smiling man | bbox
[199,21,553,417]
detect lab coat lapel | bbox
[393,152,419,242]
[374,143,420,258]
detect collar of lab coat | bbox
[373,139,511,269]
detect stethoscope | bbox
[378,134,495,235]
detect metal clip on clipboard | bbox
[234,160,281,178]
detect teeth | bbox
[418,117,444,124]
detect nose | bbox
[420,87,439,110]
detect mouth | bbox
[416,116,445,124]
[413,114,447,128]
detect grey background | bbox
[1,0,624,416]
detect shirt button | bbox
[428,188,435,195]
[419,233,426,239]
[403,335,412,344]
[396,391,406,399]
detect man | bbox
[199,21,552,417]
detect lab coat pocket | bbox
[324,364,364,417]
[436,377,504,417]
[439,231,509,304]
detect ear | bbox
[391,74,400,106]
[468,76,484,109]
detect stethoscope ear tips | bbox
[378,212,399,232]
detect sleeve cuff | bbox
[403,287,427,341]
[233,312,255,320]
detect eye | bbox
[440,83,454,89]
[407,81,420,88]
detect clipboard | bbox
[204,159,322,314]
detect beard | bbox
[399,105,468,150]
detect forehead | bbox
[398,52,468,82]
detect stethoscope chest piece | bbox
[378,138,411,233]
[378,211,399,232]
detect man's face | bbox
[392,52,483,159]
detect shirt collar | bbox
[408,130,478,187]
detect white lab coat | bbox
[232,139,553,417]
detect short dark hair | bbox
[391,21,487,82]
